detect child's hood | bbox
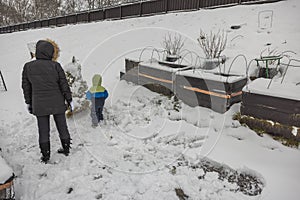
[92,74,102,86]
[89,74,106,93]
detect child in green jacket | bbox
[86,74,108,127]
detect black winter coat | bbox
[22,40,72,116]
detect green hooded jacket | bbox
[89,74,106,93]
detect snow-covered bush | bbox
[64,56,89,116]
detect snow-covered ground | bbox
[0,0,300,199]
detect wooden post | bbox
[120,6,123,19]
[165,0,169,13]
[0,70,7,91]
[140,2,143,17]
[88,12,91,22]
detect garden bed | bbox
[241,78,300,141]
[121,58,248,113]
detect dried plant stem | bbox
[197,29,227,59]
[162,33,185,56]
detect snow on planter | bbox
[241,78,300,141]
[121,58,248,113]
[0,156,14,199]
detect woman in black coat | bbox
[22,39,73,163]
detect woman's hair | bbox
[46,38,60,61]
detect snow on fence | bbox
[0,0,282,34]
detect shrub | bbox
[162,33,185,56]
[197,29,227,59]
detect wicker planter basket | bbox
[0,175,14,200]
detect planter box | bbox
[241,78,300,141]
[201,57,226,70]
[137,61,177,91]
[165,55,180,62]
[121,59,247,113]
[175,71,247,113]
[121,59,140,85]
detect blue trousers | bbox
[90,98,105,124]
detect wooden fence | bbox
[0,0,280,34]
[0,70,7,91]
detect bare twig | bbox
[162,33,185,56]
[197,29,227,59]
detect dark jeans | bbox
[37,113,70,144]
[91,98,105,124]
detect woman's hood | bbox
[35,39,60,61]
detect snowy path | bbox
[0,80,299,200]
[1,84,263,200]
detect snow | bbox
[139,60,247,83]
[178,70,246,83]
[139,60,182,72]
[0,156,13,184]
[292,127,298,137]
[1,0,300,199]
[243,78,300,101]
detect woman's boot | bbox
[40,142,50,163]
[57,138,71,156]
